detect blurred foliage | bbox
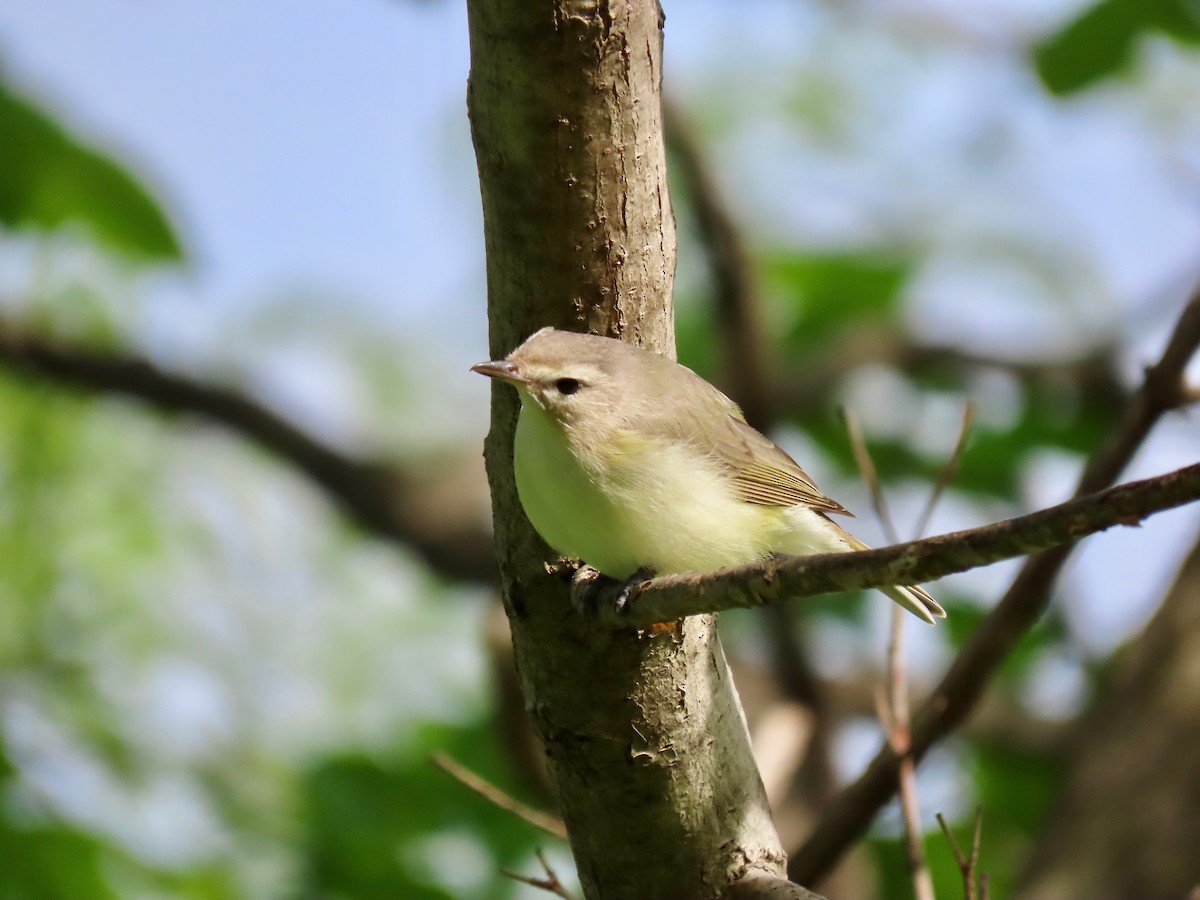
[940,599,1068,688]
[1034,0,1200,94]
[871,746,1062,900]
[304,722,554,900]
[0,79,182,262]
[763,250,912,356]
[0,359,518,899]
[799,376,1116,500]
[0,819,119,900]
[684,246,1121,500]
[2,2,1198,899]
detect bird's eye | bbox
[555,377,581,395]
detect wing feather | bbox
[619,358,852,515]
[720,417,851,514]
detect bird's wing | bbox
[716,416,852,514]
[623,359,852,515]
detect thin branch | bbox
[886,404,975,900]
[894,751,931,900]
[846,406,977,900]
[500,849,576,899]
[430,753,567,840]
[970,808,983,883]
[842,407,899,543]
[586,461,1200,627]
[789,289,1200,883]
[775,331,1126,421]
[0,319,496,584]
[824,673,1070,756]
[937,808,985,900]
[914,402,977,540]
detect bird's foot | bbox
[570,566,655,623]
[544,556,583,580]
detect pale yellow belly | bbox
[514,401,634,574]
[514,401,797,577]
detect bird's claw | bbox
[569,566,654,621]
[614,567,655,613]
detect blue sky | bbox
[0,1,479,323]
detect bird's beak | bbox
[471,358,529,386]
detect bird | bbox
[472,327,945,625]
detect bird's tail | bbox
[882,584,945,627]
[817,515,947,626]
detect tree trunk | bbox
[465,2,817,897]
[1018,531,1200,900]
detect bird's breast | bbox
[514,401,632,575]
[513,401,790,577]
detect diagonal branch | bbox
[775,330,1127,420]
[431,752,567,840]
[664,99,772,430]
[788,288,1200,882]
[0,319,496,584]
[590,462,1200,627]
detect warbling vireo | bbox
[473,327,945,625]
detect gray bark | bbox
[466,1,807,897]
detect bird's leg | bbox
[614,566,656,612]
[569,565,655,621]
[544,556,583,581]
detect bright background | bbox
[1,1,1199,898]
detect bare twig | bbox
[914,403,977,540]
[893,751,931,900]
[591,461,1200,627]
[842,408,899,543]
[500,849,576,899]
[884,403,976,900]
[845,406,970,900]
[937,808,985,900]
[431,753,567,840]
[970,808,983,882]
[824,673,1069,756]
[789,290,1200,883]
[0,319,496,584]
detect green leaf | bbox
[1034,0,1200,95]
[763,251,912,356]
[0,81,183,262]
